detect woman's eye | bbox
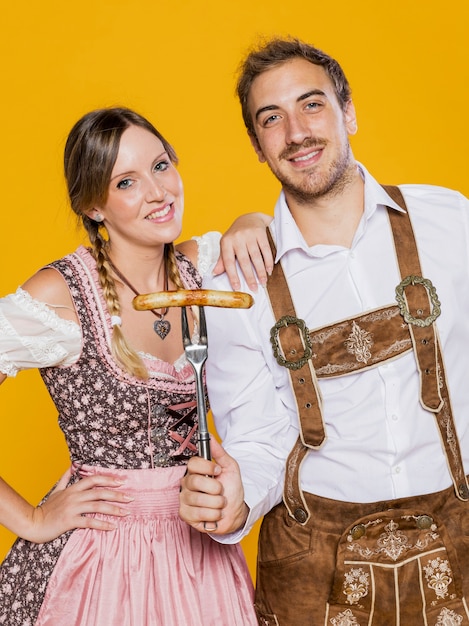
[154,160,170,172]
[116,178,132,189]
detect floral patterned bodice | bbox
[40,246,203,470]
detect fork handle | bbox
[198,434,211,461]
[193,362,211,461]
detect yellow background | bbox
[0,0,468,580]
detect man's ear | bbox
[344,100,358,136]
[249,132,266,163]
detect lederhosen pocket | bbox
[254,501,320,624]
[327,507,469,625]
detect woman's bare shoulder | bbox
[176,239,198,265]
[21,268,77,322]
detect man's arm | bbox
[187,271,298,540]
[212,212,274,290]
[177,212,273,291]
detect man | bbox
[179,37,469,625]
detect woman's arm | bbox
[0,465,133,542]
[0,374,133,541]
[0,271,134,542]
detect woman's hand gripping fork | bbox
[181,306,211,462]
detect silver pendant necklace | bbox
[107,259,171,340]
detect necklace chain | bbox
[106,257,171,339]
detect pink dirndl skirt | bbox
[35,464,256,626]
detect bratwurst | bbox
[132,289,254,310]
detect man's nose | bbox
[285,115,310,145]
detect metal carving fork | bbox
[181,306,211,460]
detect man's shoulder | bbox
[391,184,469,244]
[202,270,231,291]
[397,183,466,205]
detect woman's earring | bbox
[94,213,104,223]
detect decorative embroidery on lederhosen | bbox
[325,508,469,625]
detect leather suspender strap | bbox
[267,229,328,523]
[266,229,326,450]
[384,186,469,500]
[384,185,443,412]
[266,229,325,523]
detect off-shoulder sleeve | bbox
[192,231,221,278]
[0,288,82,377]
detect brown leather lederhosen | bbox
[254,187,469,626]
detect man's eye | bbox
[116,178,132,189]
[263,114,280,126]
[306,102,322,111]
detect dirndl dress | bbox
[0,246,256,625]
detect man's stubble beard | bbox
[272,138,355,205]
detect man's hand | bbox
[179,438,249,535]
[213,213,273,292]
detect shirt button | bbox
[391,414,399,421]
[394,466,401,474]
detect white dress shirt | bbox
[203,164,469,540]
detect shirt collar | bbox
[271,162,406,262]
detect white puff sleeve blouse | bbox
[0,232,221,377]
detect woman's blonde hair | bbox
[64,107,184,378]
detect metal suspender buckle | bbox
[395,275,441,328]
[270,315,313,370]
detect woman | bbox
[0,107,269,624]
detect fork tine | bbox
[181,306,190,346]
[198,306,208,343]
